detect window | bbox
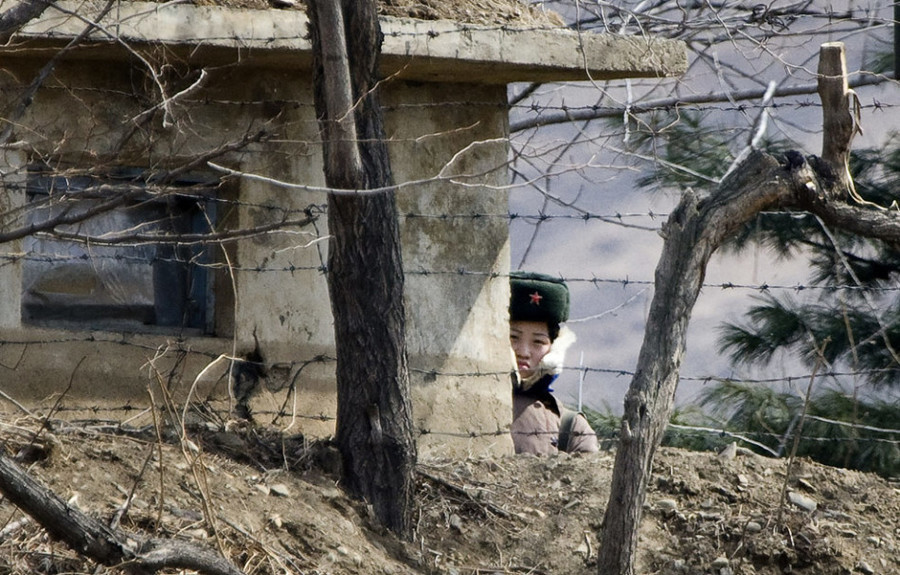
[22,167,218,334]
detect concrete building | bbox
[0,1,684,456]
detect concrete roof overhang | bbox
[8,1,686,84]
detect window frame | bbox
[21,166,220,335]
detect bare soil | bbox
[0,418,897,575]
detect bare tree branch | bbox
[0,191,133,244]
[0,0,115,146]
[0,129,272,245]
[510,73,891,133]
[45,214,319,246]
[597,40,900,575]
[0,0,55,44]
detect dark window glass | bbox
[22,168,216,334]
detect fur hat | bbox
[509,271,570,325]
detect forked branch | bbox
[597,41,900,575]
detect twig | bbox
[148,387,167,534]
[129,69,210,129]
[416,469,517,520]
[0,0,117,146]
[0,451,245,574]
[109,445,156,530]
[776,340,827,525]
[458,564,550,575]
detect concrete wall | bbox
[0,53,513,456]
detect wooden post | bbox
[817,42,857,195]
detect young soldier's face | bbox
[509,320,552,379]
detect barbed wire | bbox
[4,248,899,294]
[1,331,896,394]
[29,400,900,446]
[21,84,900,116]
[4,249,899,294]
[9,403,898,454]
[664,423,900,447]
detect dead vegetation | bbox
[0,414,897,575]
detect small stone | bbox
[855,560,875,574]
[269,483,291,497]
[746,521,763,533]
[718,442,737,460]
[524,506,546,519]
[341,546,363,565]
[657,499,678,512]
[211,432,247,451]
[787,491,817,512]
[866,536,881,547]
[711,556,730,569]
[321,487,342,499]
[449,513,463,532]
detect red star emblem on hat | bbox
[529,291,543,305]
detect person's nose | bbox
[513,341,529,358]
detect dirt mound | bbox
[0,420,897,574]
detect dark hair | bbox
[548,322,560,342]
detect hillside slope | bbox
[0,421,896,574]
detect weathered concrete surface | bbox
[0,150,24,330]
[1,1,685,458]
[13,1,687,83]
[0,50,514,457]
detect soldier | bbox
[509,272,598,455]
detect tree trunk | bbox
[0,0,56,43]
[597,43,900,574]
[306,0,416,537]
[597,152,798,574]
